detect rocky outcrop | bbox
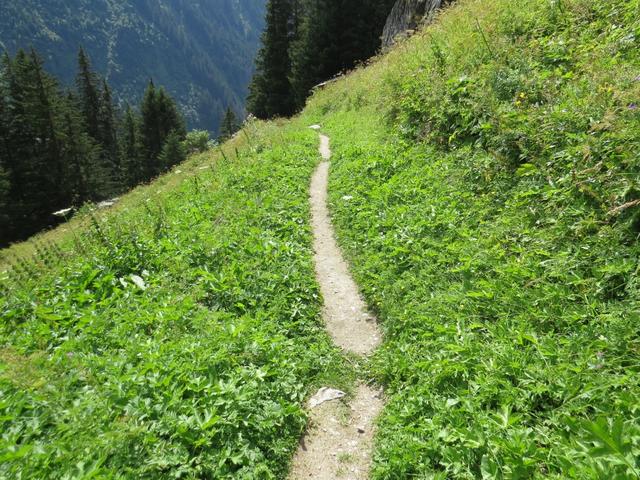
[381,0,450,48]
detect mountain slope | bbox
[306,0,640,476]
[2,0,640,478]
[0,0,266,132]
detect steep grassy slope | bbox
[302,0,640,477]
[2,0,640,478]
[0,123,351,478]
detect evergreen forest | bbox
[248,0,397,118]
[0,49,187,246]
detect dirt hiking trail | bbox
[309,134,381,354]
[288,133,383,479]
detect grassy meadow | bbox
[303,0,640,477]
[2,0,640,478]
[0,121,352,478]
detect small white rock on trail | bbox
[288,133,383,480]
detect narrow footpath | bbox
[288,134,383,480]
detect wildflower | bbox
[629,103,638,110]
[130,275,147,290]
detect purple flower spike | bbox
[629,103,638,110]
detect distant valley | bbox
[0,0,266,132]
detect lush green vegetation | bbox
[0,122,350,478]
[3,0,640,477]
[302,0,640,477]
[0,0,265,132]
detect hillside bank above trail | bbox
[303,0,640,477]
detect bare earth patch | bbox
[309,134,381,355]
[289,133,383,479]
[289,384,383,479]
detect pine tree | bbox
[157,88,186,139]
[7,49,67,238]
[29,49,65,193]
[75,50,120,197]
[219,107,239,141]
[99,80,120,180]
[247,0,295,118]
[76,48,101,141]
[0,47,187,245]
[121,104,143,187]
[139,80,161,177]
[0,162,10,242]
[0,53,13,188]
[290,0,396,109]
[158,130,186,171]
[60,92,104,204]
[140,80,185,178]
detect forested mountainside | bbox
[0,48,191,247]
[0,0,265,132]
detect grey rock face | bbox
[382,0,449,48]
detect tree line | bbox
[0,48,188,246]
[247,0,396,118]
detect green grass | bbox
[301,0,640,477]
[3,0,640,478]
[0,120,352,478]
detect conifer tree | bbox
[60,92,104,204]
[290,0,395,109]
[140,80,160,177]
[0,53,13,180]
[157,88,186,139]
[0,47,186,246]
[75,50,120,196]
[29,49,65,194]
[248,0,396,112]
[121,104,143,186]
[8,49,66,235]
[219,107,239,141]
[158,131,186,171]
[0,162,9,238]
[1,51,25,243]
[76,48,101,141]
[247,0,295,118]
[99,80,119,174]
[140,80,185,178]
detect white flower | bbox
[130,275,147,291]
